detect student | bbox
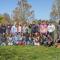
[6,24,11,34]
[31,24,38,34]
[25,34,30,45]
[57,21,60,39]
[39,21,48,35]
[29,34,33,45]
[12,34,18,45]
[11,24,17,35]
[1,42,6,46]
[0,34,2,45]
[55,39,60,48]
[7,34,13,46]
[28,25,32,34]
[16,33,25,46]
[42,35,48,46]
[22,24,28,34]
[47,34,53,47]
[16,33,22,45]
[1,34,7,46]
[33,37,40,46]
[33,32,40,46]
[47,23,55,39]
[1,24,6,34]
[0,24,2,34]
[17,24,22,34]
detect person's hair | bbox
[29,25,31,28]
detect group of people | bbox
[0,21,60,47]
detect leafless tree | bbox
[13,0,35,24]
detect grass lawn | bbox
[0,46,60,60]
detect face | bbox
[35,32,38,36]
[29,34,31,37]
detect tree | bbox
[50,3,58,21]
[13,0,35,24]
[50,0,60,23]
[0,16,3,20]
[3,13,10,22]
[0,13,10,24]
[0,15,3,23]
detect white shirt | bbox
[48,24,55,33]
[18,26,22,33]
[11,25,17,34]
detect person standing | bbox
[47,23,55,40]
[1,24,6,34]
[17,23,22,34]
[39,21,48,35]
[0,24,2,34]
[22,24,28,34]
[10,23,17,35]
[57,21,60,39]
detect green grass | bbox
[0,46,60,60]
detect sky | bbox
[0,0,53,20]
